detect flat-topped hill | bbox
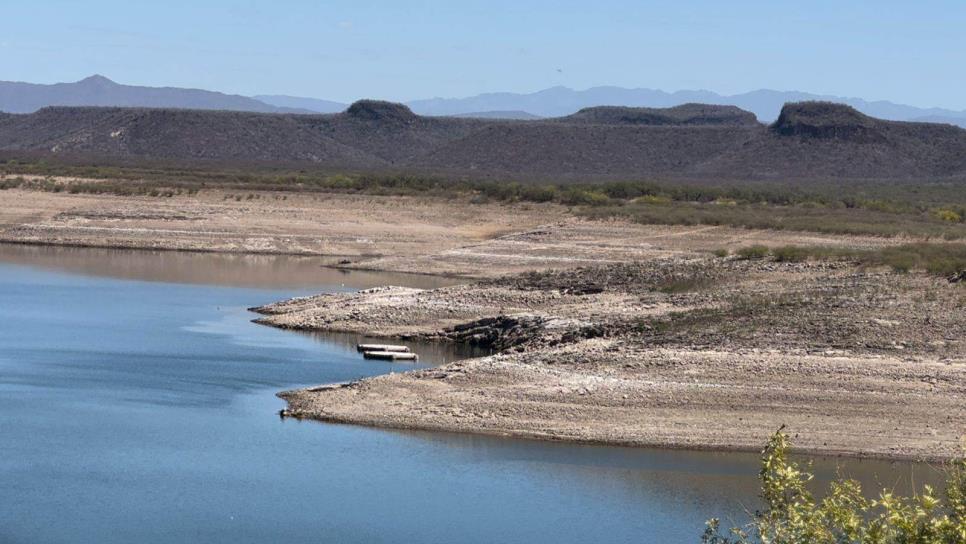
[344,100,418,123]
[562,104,760,126]
[1,101,965,180]
[772,102,883,142]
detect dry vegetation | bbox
[3,155,966,241]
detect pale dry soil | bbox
[0,185,905,276]
[0,187,561,265]
[258,260,966,461]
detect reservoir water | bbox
[0,245,942,543]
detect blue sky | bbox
[2,0,965,109]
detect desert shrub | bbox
[871,243,966,275]
[925,258,964,276]
[771,246,811,263]
[519,184,558,203]
[861,199,909,214]
[722,243,966,276]
[600,181,648,200]
[634,194,672,205]
[478,181,521,201]
[6,155,966,239]
[737,245,770,260]
[703,429,966,544]
[0,176,25,190]
[712,248,729,258]
[560,188,611,206]
[323,173,357,190]
[881,252,915,273]
[936,209,964,223]
[468,194,490,205]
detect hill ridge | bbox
[2,101,965,181]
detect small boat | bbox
[363,351,419,361]
[357,344,410,353]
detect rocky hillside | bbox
[1,100,965,181]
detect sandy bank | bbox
[256,258,966,461]
[0,186,904,278]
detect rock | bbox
[871,318,900,327]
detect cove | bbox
[0,245,942,544]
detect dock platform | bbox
[363,351,419,361]
[357,343,411,353]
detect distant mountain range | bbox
[403,86,966,127]
[0,75,309,114]
[3,76,966,128]
[252,94,346,114]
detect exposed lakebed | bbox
[0,245,943,544]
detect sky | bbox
[2,0,965,110]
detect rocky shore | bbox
[255,258,966,461]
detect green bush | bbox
[772,246,811,263]
[6,155,966,239]
[634,194,672,205]
[519,184,558,203]
[737,245,770,260]
[936,209,964,223]
[560,188,611,206]
[872,244,966,275]
[704,429,966,544]
[725,243,966,276]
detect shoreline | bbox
[3,186,965,461]
[253,264,966,463]
[0,187,916,279]
[276,395,953,464]
[0,239,477,281]
[270,352,966,463]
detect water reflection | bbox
[358,425,949,514]
[300,330,494,368]
[0,243,462,289]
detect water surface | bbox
[0,246,942,544]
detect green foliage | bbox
[634,194,673,205]
[4,155,966,239]
[771,246,812,263]
[936,209,964,223]
[704,429,966,544]
[729,243,966,277]
[519,184,559,203]
[737,245,770,260]
[559,188,611,206]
